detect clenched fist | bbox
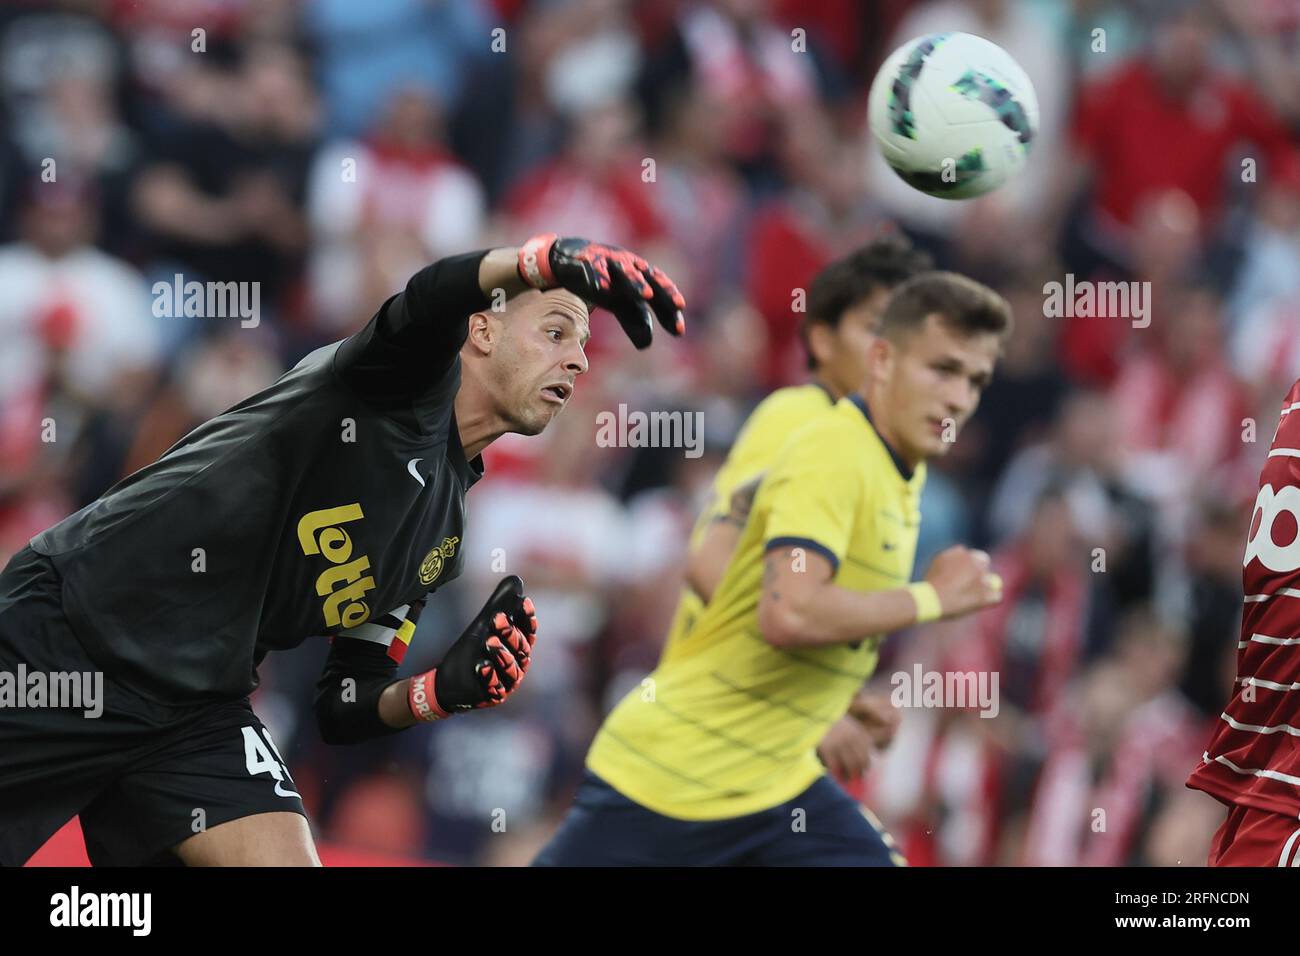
[817,714,878,780]
[923,545,1003,619]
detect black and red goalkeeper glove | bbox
[517,234,686,349]
[408,576,538,721]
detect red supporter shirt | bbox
[503,159,664,249]
[1189,378,1300,817]
[1073,60,1293,228]
[746,202,830,387]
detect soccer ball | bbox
[867,32,1039,200]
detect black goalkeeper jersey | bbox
[30,252,492,704]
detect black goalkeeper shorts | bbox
[0,546,307,867]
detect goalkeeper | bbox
[0,236,684,867]
[537,270,1008,866]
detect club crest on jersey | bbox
[297,503,376,629]
[419,536,460,586]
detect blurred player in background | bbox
[536,271,1011,866]
[666,237,933,791]
[0,235,684,867]
[1188,377,1300,866]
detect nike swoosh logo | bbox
[882,541,897,551]
[407,458,425,487]
[274,781,301,799]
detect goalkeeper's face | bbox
[874,313,1000,466]
[483,289,591,436]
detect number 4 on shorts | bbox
[242,725,300,798]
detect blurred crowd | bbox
[2,0,1299,866]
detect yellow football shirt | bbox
[659,383,834,668]
[587,395,926,820]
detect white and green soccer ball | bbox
[867,32,1039,200]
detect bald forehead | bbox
[510,288,591,342]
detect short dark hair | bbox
[801,236,934,370]
[878,271,1013,343]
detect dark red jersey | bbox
[1189,378,1300,817]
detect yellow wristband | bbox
[907,582,943,624]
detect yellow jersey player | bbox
[536,271,1010,866]
[666,238,932,783]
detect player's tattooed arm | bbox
[757,544,1002,648]
[686,475,764,602]
[757,545,922,649]
[720,475,762,527]
[762,552,781,603]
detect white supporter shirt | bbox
[0,242,159,405]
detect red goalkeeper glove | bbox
[408,576,538,721]
[517,234,686,349]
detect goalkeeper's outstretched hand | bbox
[517,234,686,349]
[408,576,538,720]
